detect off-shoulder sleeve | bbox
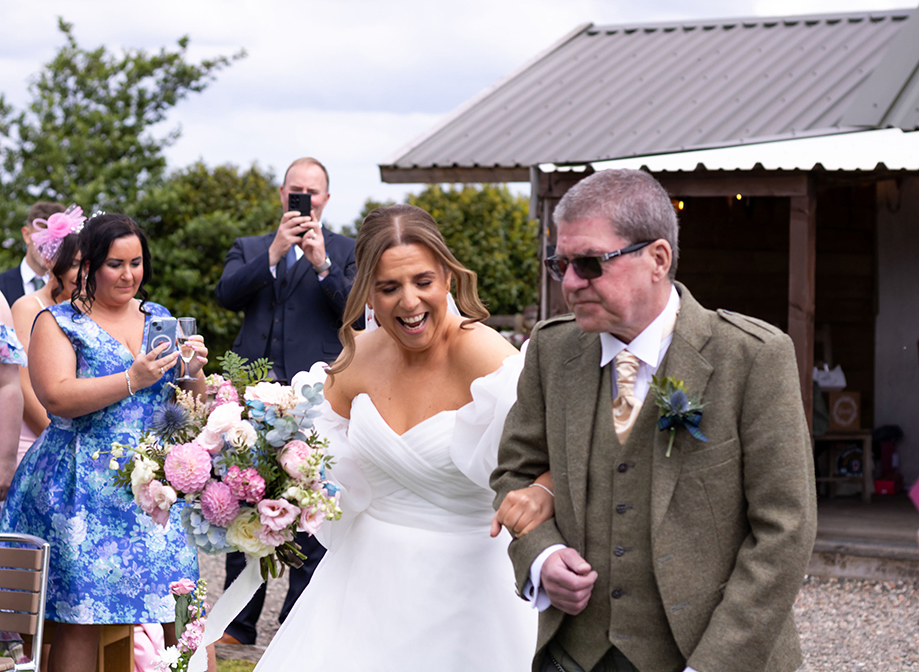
[0,323,27,366]
[450,342,527,491]
[291,362,372,552]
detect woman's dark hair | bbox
[49,233,80,303]
[75,214,152,314]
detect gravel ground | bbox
[795,575,919,671]
[198,551,288,648]
[200,552,919,669]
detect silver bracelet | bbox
[528,482,554,498]
[125,369,134,396]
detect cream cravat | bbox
[611,305,680,444]
[613,350,641,444]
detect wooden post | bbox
[788,180,816,431]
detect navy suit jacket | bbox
[0,265,26,305]
[215,227,358,381]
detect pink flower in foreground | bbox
[258,499,300,532]
[299,506,325,535]
[178,618,204,653]
[258,525,293,547]
[216,381,239,406]
[197,428,225,455]
[278,440,312,480]
[136,481,177,527]
[170,578,196,595]
[200,480,240,527]
[164,442,212,493]
[206,402,243,433]
[224,465,266,504]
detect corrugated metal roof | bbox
[382,8,919,182]
[580,128,919,173]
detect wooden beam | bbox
[656,172,809,197]
[379,166,530,184]
[788,181,817,431]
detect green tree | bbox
[0,18,244,268]
[133,162,280,370]
[354,185,537,315]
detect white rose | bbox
[225,511,273,558]
[206,402,244,433]
[243,382,288,407]
[225,420,258,449]
[152,483,178,512]
[131,456,157,488]
[197,428,225,455]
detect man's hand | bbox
[541,548,597,615]
[268,210,325,268]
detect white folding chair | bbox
[0,533,50,672]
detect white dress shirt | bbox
[20,258,49,296]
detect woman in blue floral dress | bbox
[0,289,25,501]
[0,214,209,672]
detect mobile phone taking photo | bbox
[288,192,311,217]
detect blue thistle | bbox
[150,401,190,440]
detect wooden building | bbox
[380,8,919,488]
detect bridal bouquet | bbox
[104,353,341,579]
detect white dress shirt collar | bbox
[20,257,48,295]
[599,284,680,368]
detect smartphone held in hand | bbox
[145,317,177,359]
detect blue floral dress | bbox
[0,302,198,624]
[0,322,27,366]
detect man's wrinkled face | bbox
[556,217,657,342]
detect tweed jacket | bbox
[492,283,817,672]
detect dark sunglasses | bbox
[544,240,654,282]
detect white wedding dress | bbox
[253,353,537,671]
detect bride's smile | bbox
[370,243,452,351]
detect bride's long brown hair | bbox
[328,204,489,378]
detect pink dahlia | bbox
[224,465,266,504]
[200,480,240,527]
[163,443,212,493]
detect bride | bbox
[253,204,551,670]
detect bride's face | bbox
[369,243,452,353]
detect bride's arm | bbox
[490,471,555,538]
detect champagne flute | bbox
[176,317,197,382]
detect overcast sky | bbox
[0,0,910,229]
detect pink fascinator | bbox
[31,205,86,261]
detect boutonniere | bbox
[651,375,708,457]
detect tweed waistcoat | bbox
[556,364,683,672]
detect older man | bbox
[492,169,816,672]
[215,156,357,645]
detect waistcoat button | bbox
[617,463,628,473]
[616,504,628,514]
[614,546,626,557]
[611,588,624,599]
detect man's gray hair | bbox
[553,169,679,280]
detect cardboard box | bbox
[828,391,861,431]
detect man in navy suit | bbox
[215,156,357,645]
[0,202,65,304]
